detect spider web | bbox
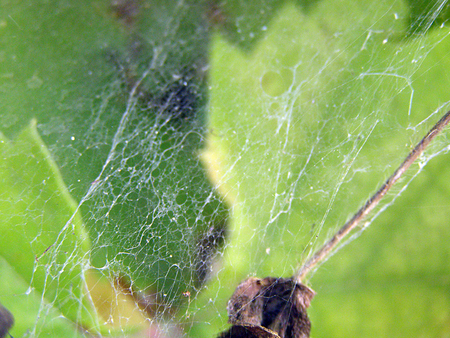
[1,1,450,337]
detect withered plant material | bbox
[218,277,314,338]
[218,324,279,338]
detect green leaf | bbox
[0,0,227,310]
[2,1,450,336]
[192,1,450,337]
[0,121,148,336]
[0,120,96,333]
[0,256,82,337]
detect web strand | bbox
[296,110,450,282]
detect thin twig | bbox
[296,110,450,282]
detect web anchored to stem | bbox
[296,110,450,282]
[220,110,450,338]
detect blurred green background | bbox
[1,0,449,337]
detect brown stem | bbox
[296,110,450,282]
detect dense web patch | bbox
[1,1,450,338]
